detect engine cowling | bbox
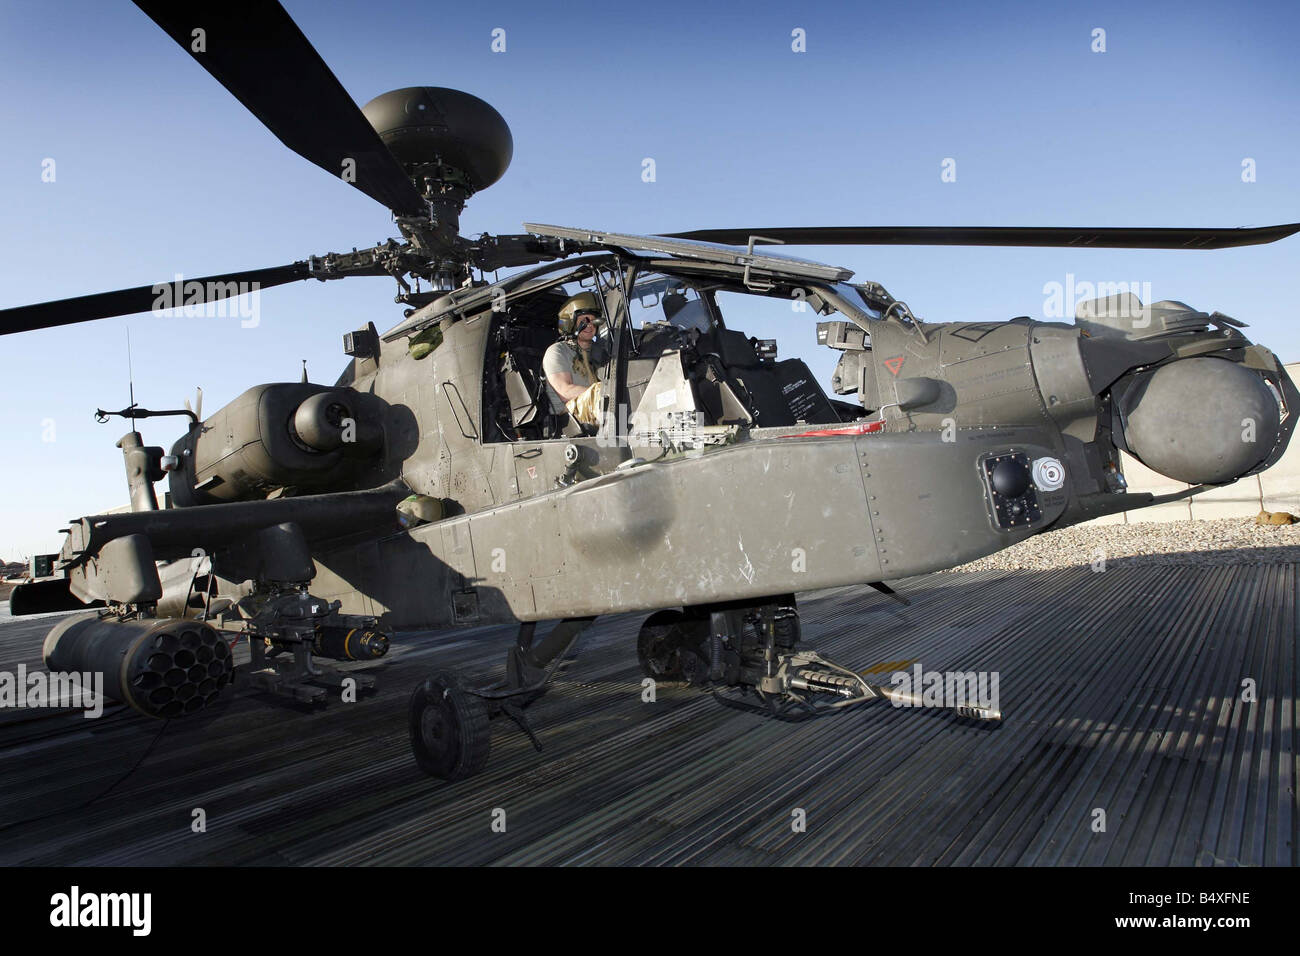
[168,383,384,506]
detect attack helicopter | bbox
[4,1,1298,781]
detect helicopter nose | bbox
[1118,356,1282,484]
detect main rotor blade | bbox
[133,0,426,215]
[661,223,1300,250]
[0,264,309,336]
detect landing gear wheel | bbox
[408,670,491,781]
[637,611,707,684]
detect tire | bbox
[408,670,492,781]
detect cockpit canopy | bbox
[474,257,866,443]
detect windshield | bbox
[626,274,715,334]
[826,283,884,322]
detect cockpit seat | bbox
[503,360,586,438]
[698,328,758,368]
[502,354,542,429]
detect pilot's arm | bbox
[546,369,588,403]
[543,340,594,403]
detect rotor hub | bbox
[361,87,513,198]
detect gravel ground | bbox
[946,517,1300,572]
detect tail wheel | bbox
[637,610,706,683]
[408,670,491,781]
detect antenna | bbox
[183,386,205,423]
[126,328,137,427]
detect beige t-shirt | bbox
[542,339,606,412]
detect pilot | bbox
[543,292,609,427]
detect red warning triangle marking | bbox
[884,355,905,376]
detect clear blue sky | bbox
[2,0,1297,559]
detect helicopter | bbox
[3,1,1298,782]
